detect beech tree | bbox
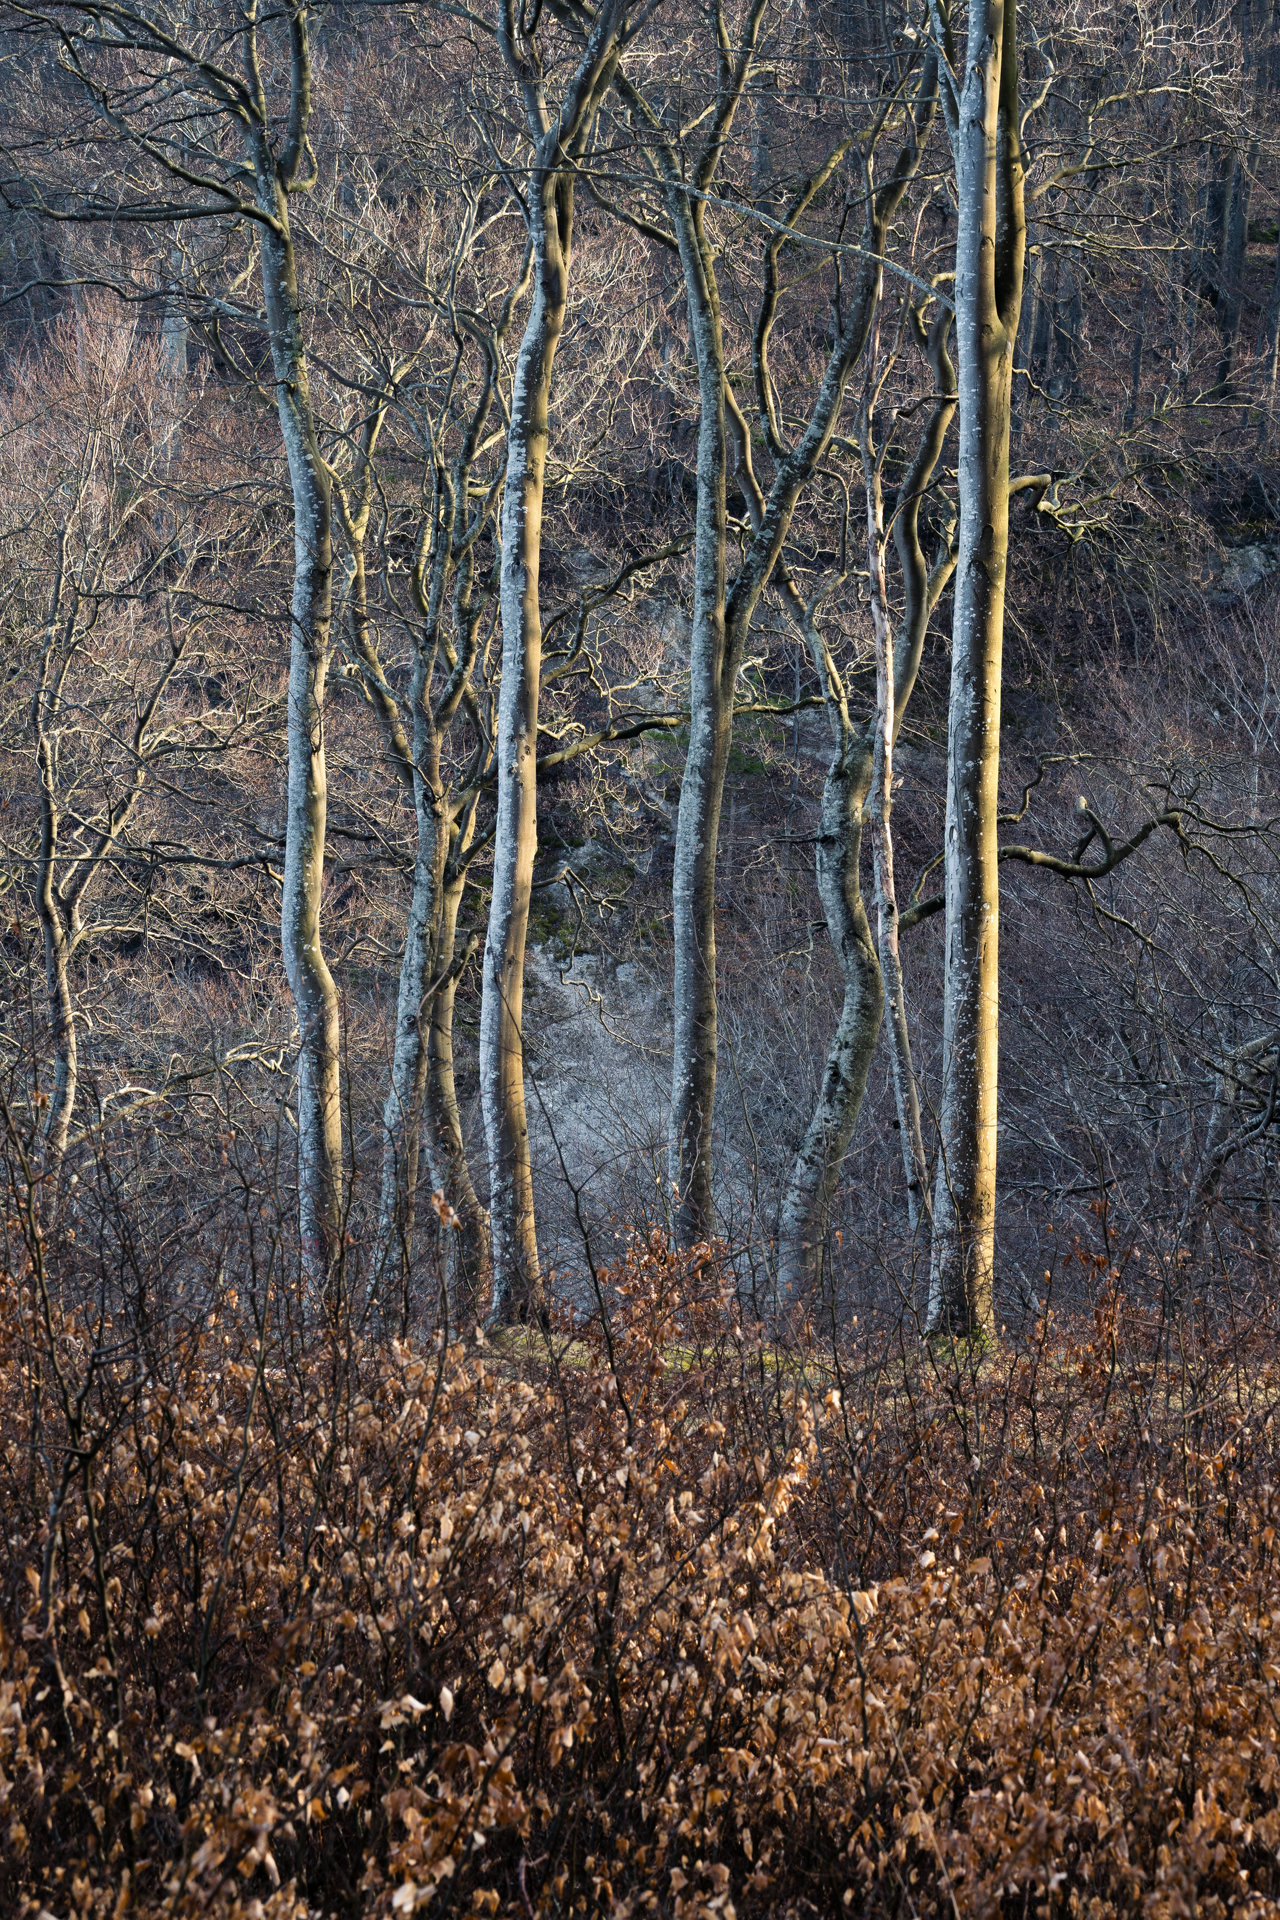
[340,198,531,1322]
[775,299,956,1294]
[925,0,1026,1340]
[612,8,941,1249]
[480,0,635,1321]
[7,0,354,1286]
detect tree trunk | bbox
[257,204,344,1293]
[424,864,490,1324]
[1124,194,1153,431]
[776,308,955,1295]
[666,191,731,1247]
[335,444,438,1293]
[32,530,76,1171]
[634,48,939,1248]
[379,733,448,1263]
[927,0,1026,1341]
[482,0,625,1318]
[1215,142,1255,395]
[1259,223,1280,450]
[775,715,882,1298]
[480,169,572,1321]
[863,411,930,1236]
[337,322,506,1322]
[30,514,188,1181]
[477,0,621,1320]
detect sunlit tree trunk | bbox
[928,0,1026,1340]
[31,528,77,1170]
[625,40,937,1249]
[235,9,345,1295]
[482,177,566,1317]
[380,734,449,1255]
[482,0,625,1319]
[774,605,882,1297]
[425,860,489,1323]
[258,204,343,1294]
[664,181,733,1248]
[31,508,190,1179]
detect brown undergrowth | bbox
[2,1231,1279,1918]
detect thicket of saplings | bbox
[2,1123,1278,1920]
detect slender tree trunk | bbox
[257,205,343,1291]
[30,517,187,1179]
[379,750,489,1325]
[344,503,456,1297]
[1009,227,1038,452]
[481,0,626,1320]
[776,309,955,1294]
[928,0,1026,1340]
[38,900,77,1170]
[379,734,448,1255]
[874,791,928,1229]
[635,48,939,1248]
[481,169,573,1321]
[1124,194,1153,431]
[32,530,76,1170]
[337,351,500,1320]
[337,466,436,1287]
[1259,224,1280,449]
[347,462,446,1285]
[425,864,489,1323]
[1216,140,1256,395]
[667,197,731,1247]
[775,711,882,1298]
[862,410,930,1234]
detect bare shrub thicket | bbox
[2,1163,1279,1917]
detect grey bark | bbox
[621,38,938,1248]
[1260,223,1280,449]
[774,593,883,1299]
[20,1,361,1290]
[32,528,78,1170]
[235,9,345,1294]
[775,308,956,1295]
[1215,141,1256,394]
[927,0,1026,1339]
[337,356,503,1321]
[423,860,489,1322]
[862,403,931,1237]
[259,222,343,1294]
[482,0,627,1320]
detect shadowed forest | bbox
[2,0,1280,1910]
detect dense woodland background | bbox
[3,0,1280,1330]
[3,0,1280,1912]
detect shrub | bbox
[2,1234,1279,1916]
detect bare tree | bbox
[862,346,935,1241]
[9,0,359,1287]
[926,0,1026,1339]
[333,215,531,1320]
[614,17,940,1248]
[0,309,269,1176]
[480,0,633,1321]
[776,302,956,1295]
